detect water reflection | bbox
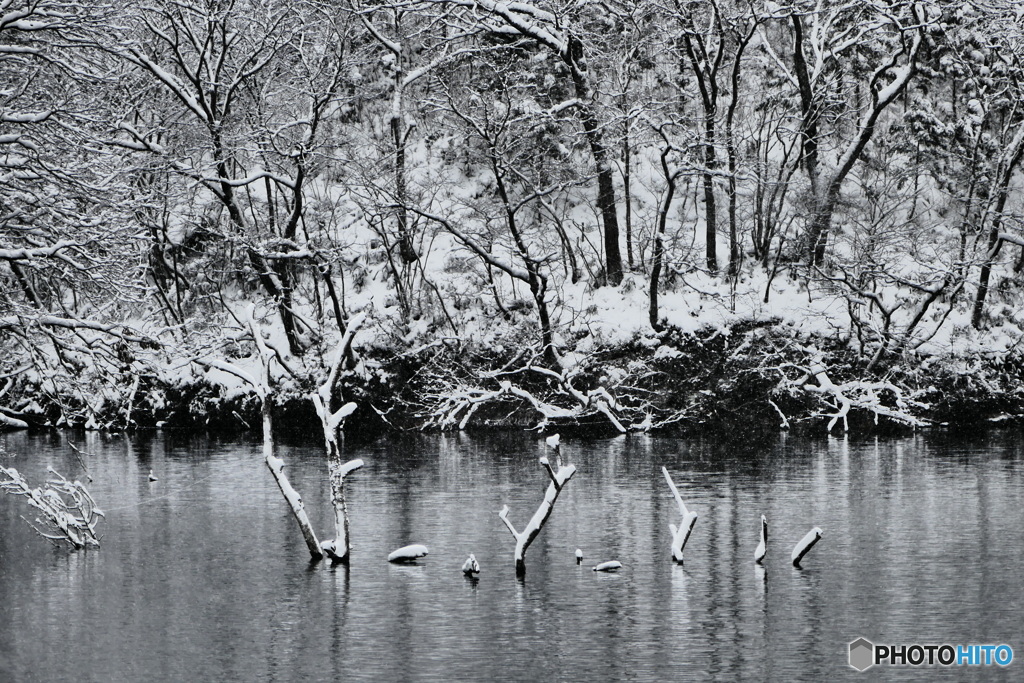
[1,429,1022,680]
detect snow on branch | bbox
[0,405,29,429]
[312,311,367,436]
[198,168,295,191]
[122,48,211,124]
[421,353,629,433]
[499,435,576,575]
[997,232,1024,249]
[801,363,928,432]
[459,0,563,50]
[0,315,159,348]
[408,206,531,281]
[1,464,103,549]
[0,239,82,261]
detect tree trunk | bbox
[682,29,721,274]
[792,15,821,198]
[263,399,324,561]
[323,455,363,563]
[493,160,557,362]
[392,114,418,264]
[499,441,576,576]
[564,34,623,286]
[650,144,679,332]
[725,24,755,276]
[212,127,302,355]
[800,14,922,265]
[972,127,1024,328]
[623,119,634,270]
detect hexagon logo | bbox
[849,638,875,671]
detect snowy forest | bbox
[4,0,1024,437]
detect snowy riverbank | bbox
[4,277,1023,439]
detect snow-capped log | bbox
[593,561,622,572]
[662,467,698,563]
[498,434,576,575]
[462,553,480,575]
[792,527,823,568]
[388,544,429,563]
[0,411,29,429]
[0,464,104,549]
[755,515,768,564]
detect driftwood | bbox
[265,453,322,560]
[243,311,325,561]
[802,363,928,432]
[422,351,628,433]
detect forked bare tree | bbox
[498,434,576,575]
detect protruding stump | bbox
[755,514,768,564]
[792,527,823,568]
[662,467,698,563]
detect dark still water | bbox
[1,429,1023,681]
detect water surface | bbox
[1,430,1022,680]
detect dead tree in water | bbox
[498,434,576,576]
[310,312,367,563]
[200,307,370,563]
[196,307,324,560]
[248,313,325,561]
[662,467,697,563]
